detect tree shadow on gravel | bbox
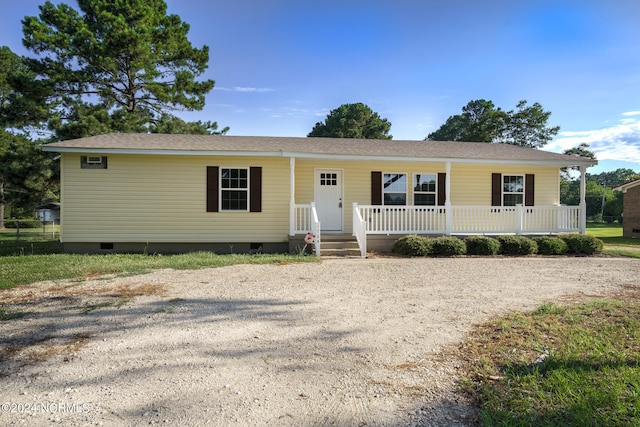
[0,293,365,378]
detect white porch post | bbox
[445,161,452,235]
[289,157,296,236]
[579,165,587,234]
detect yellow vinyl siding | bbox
[450,164,559,206]
[61,154,289,243]
[295,160,560,234]
[295,159,448,234]
[60,152,562,243]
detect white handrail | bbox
[310,202,321,257]
[352,203,367,257]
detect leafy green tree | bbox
[426,99,506,142]
[150,114,229,135]
[19,0,222,138]
[497,100,560,148]
[560,167,639,219]
[0,45,50,130]
[308,103,392,139]
[1,47,58,226]
[426,99,559,148]
[0,130,57,227]
[591,168,640,188]
[561,142,597,179]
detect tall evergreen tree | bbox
[1,46,58,226]
[20,0,223,139]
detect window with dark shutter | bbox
[492,173,534,206]
[437,173,446,206]
[371,171,382,205]
[491,173,502,206]
[250,167,262,212]
[207,166,262,212]
[525,174,535,206]
[206,166,219,212]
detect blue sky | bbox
[2,0,639,174]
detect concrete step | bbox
[319,236,362,257]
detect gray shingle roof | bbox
[42,133,597,166]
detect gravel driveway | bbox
[1,257,638,426]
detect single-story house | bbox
[613,178,640,238]
[42,133,597,256]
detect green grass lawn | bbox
[0,251,318,289]
[0,226,62,256]
[586,222,638,247]
[461,295,640,426]
[0,227,317,288]
[586,222,640,258]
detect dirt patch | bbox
[0,257,638,426]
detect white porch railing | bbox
[292,203,582,257]
[292,203,321,256]
[352,203,367,257]
[357,205,582,235]
[292,204,314,234]
[360,205,447,234]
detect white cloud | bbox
[547,114,640,164]
[213,86,275,93]
[232,86,275,93]
[622,111,640,116]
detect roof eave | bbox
[42,146,598,167]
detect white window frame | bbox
[413,173,437,206]
[220,167,250,211]
[81,155,107,169]
[383,172,407,205]
[86,156,103,165]
[502,174,524,206]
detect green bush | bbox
[465,236,500,256]
[496,235,538,256]
[559,234,604,254]
[532,236,568,255]
[431,236,467,256]
[5,219,43,229]
[391,234,432,256]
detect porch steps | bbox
[319,235,362,257]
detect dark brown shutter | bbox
[437,172,446,206]
[206,166,219,212]
[371,171,382,205]
[491,173,502,206]
[525,174,535,206]
[250,167,262,212]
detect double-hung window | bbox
[383,173,406,205]
[502,175,524,206]
[221,168,248,211]
[413,173,437,205]
[207,166,262,213]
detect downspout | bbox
[289,157,296,236]
[445,161,452,235]
[579,165,587,234]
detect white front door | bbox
[314,169,343,232]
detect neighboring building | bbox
[35,202,61,223]
[613,178,640,239]
[43,134,597,256]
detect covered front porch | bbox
[287,157,590,257]
[291,202,585,257]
